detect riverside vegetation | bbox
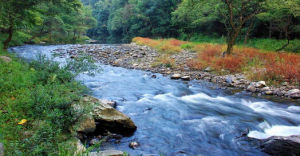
[0,45,98,155]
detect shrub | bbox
[0,54,93,155]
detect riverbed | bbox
[11,45,300,156]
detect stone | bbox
[286,89,300,99]
[265,91,273,95]
[171,74,181,80]
[66,138,86,155]
[247,84,256,93]
[204,67,212,72]
[0,56,12,63]
[89,96,136,135]
[74,115,96,134]
[129,141,140,149]
[260,135,300,156]
[181,76,191,81]
[255,81,266,88]
[0,143,4,156]
[261,87,270,92]
[90,150,124,156]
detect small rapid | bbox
[11,45,300,156]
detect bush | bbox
[0,53,92,155]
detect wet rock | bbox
[0,142,4,156]
[151,75,157,78]
[89,96,137,135]
[90,150,124,156]
[0,56,12,63]
[286,89,300,99]
[255,81,266,88]
[181,76,191,81]
[129,141,140,149]
[260,135,300,156]
[171,74,181,80]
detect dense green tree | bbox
[257,0,300,51]
[0,0,95,48]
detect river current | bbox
[11,45,300,156]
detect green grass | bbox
[0,48,93,155]
[181,34,300,53]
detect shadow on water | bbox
[11,45,300,156]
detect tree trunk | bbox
[225,27,241,55]
[3,26,13,50]
[244,21,254,44]
[269,22,272,38]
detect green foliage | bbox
[0,52,93,155]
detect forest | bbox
[81,0,300,53]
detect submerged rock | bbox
[129,141,140,149]
[260,135,300,156]
[90,150,124,156]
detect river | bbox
[10,45,300,156]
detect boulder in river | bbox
[73,115,96,134]
[260,135,300,156]
[84,96,136,135]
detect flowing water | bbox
[11,45,300,156]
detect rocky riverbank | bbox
[53,43,300,101]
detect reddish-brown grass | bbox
[133,37,300,84]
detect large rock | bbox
[0,56,12,63]
[90,150,124,156]
[286,89,300,99]
[0,143,4,156]
[84,96,137,135]
[74,115,96,134]
[260,135,300,156]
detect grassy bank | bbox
[132,37,300,85]
[0,48,90,155]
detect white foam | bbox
[241,100,300,121]
[288,106,300,113]
[248,125,300,139]
[181,93,233,104]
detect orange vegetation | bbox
[132,37,300,84]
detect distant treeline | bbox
[0,0,96,48]
[82,0,300,44]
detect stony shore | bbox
[53,43,299,101]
